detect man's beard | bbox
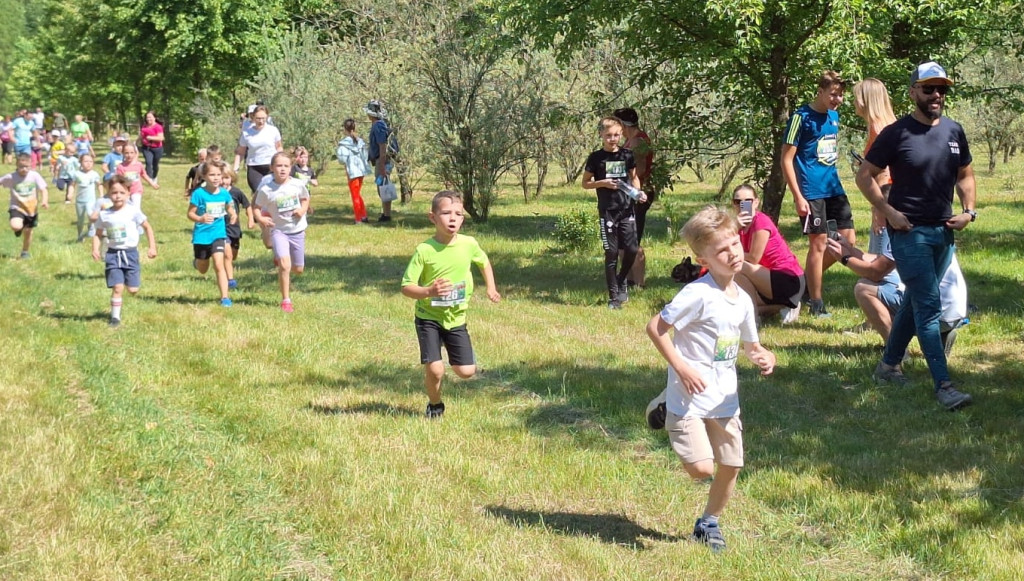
[917,99,943,120]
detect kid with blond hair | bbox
[252,152,309,312]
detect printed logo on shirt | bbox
[124,171,140,183]
[714,334,741,362]
[816,134,839,166]
[604,160,627,178]
[206,201,227,218]
[275,192,301,213]
[949,141,960,155]
[430,281,467,307]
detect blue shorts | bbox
[876,279,904,312]
[105,248,141,288]
[14,143,31,155]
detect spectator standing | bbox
[139,111,165,182]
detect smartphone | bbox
[826,219,840,241]
[740,199,753,215]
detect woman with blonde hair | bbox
[853,78,897,234]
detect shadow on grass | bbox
[483,505,682,548]
[304,400,420,417]
[42,310,110,322]
[54,271,104,281]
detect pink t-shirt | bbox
[140,123,164,148]
[740,212,803,277]
[116,161,145,195]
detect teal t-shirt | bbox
[401,234,489,329]
[190,186,232,244]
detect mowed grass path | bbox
[1,153,1022,580]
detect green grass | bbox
[1,152,1022,580]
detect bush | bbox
[554,207,596,252]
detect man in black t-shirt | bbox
[582,117,647,309]
[855,61,977,411]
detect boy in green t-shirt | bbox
[401,190,501,418]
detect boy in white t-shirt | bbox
[92,175,157,327]
[3,153,49,259]
[645,206,776,553]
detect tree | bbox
[497,0,1024,220]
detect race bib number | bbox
[816,134,838,166]
[275,192,300,213]
[107,224,128,244]
[430,281,467,307]
[125,171,140,183]
[714,335,741,363]
[206,201,226,218]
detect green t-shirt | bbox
[70,120,90,139]
[401,234,489,329]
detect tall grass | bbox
[0,152,1021,580]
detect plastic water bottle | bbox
[616,180,643,201]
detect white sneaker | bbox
[780,302,800,324]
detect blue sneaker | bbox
[692,518,726,553]
[220,298,233,307]
[228,279,238,289]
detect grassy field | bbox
[1,150,1022,580]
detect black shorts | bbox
[193,238,227,260]
[1,141,13,155]
[55,177,71,191]
[9,209,38,229]
[801,195,854,235]
[415,318,475,365]
[228,236,240,251]
[758,271,806,308]
[599,211,638,254]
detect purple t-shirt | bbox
[740,212,803,277]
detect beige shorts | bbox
[666,412,744,468]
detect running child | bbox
[92,175,157,327]
[582,116,647,309]
[3,153,49,259]
[55,142,80,203]
[400,190,500,419]
[187,160,237,307]
[49,131,65,176]
[184,148,207,196]
[116,143,160,208]
[290,146,318,215]
[222,168,253,290]
[645,206,775,552]
[252,152,309,312]
[68,154,104,242]
[102,134,127,182]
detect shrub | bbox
[554,207,596,252]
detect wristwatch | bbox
[964,209,977,222]
[841,255,851,266]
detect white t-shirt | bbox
[72,170,102,201]
[253,178,309,234]
[238,125,282,166]
[660,274,759,418]
[96,204,148,250]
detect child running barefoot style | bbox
[222,168,253,290]
[252,152,309,312]
[92,175,157,327]
[400,190,500,419]
[116,143,160,208]
[68,154,104,242]
[188,160,237,307]
[3,153,49,259]
[645,206,775,553]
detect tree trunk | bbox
[762,69,791,223]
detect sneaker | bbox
[18,251,30,259]
[873,361,908,385]
[692,518,726,553]
[645,391,667,430]
[109,317,121,328]
[780,302,801,324]
[808,299,831,318]
[378,214,392,223]
[940,328,957,358]
[64,199,71,204]
[425,401,445,419]
[359,217,369,224]
[14,229,22,237]
[608,298,622,310]
[936,382,972,411]
[616,286,629,305]
[227,279,238,289]
[281,299,294,313]
[220,297,233,307]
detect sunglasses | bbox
[918,85,950,96]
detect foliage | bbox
[553,205,597,252]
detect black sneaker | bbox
[109,317,121,328]
[808,299,831,318]
[378,214,392,223]
[616,286,629,305]
[935,382,972,411]
[692,518,726,553]
[645,391,667,430]
[425,401,445,419]
[608,298,622,310]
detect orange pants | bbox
[349,177,367,223]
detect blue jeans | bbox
[142,146,163,179]
[883,226,954,390]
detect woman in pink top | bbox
[116,143,160,208]
[139,111,165,182]
[732,184,806,323]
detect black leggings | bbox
[247,164,271,193]
[142,146,163,179]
